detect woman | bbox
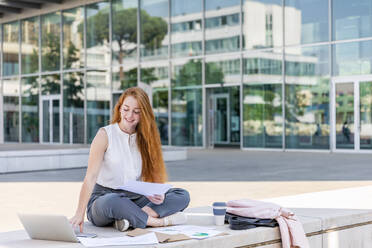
[70,87,190,232]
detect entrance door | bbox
[332,78,372,151]
[40,95,61,143]
[213,94,230,145]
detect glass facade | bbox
[63,7,85,69]
[21,17,39,74]
[0,0,371,153]
[3,78,19,142]
[3,22,19,76]
[41,12,61,72]
[21,76,38,142]
[285,45,330,149]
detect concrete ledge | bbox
[0,147,187,174]
[1,206,372,247]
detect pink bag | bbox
[227,199,309,248]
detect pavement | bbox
[0,148,372,232]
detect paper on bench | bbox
[78,232,158,247]
[117,181,172,196]
[151,225,223,240]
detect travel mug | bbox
[213,202,227,226]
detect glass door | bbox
[214,94,230,144]
[360,81,372,150]
[332,77,372,152]
[334,82,355,149]
[41,95,61,143]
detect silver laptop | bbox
[18,213,95,242]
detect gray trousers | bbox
[87,183,190,228]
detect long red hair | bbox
[111,87,168,183]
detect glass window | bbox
[285,45,329,149]
[63,7,84,69]
[285,0,328,45]
[205,0,240,54]
[207,86,240,144]
[140,0,169,61]
[86,70,110,143]
[333,40,372,76]
[243,0,282,50]
[41,12,61,72]
[171,0,202,58]
[333,0,372,41]
[112,65,138,91]
[360,81,372,150]
[63,72,84,144]
[171,87,202,146]
[3,78,19,142]
[243,84,282,148]
[21,17,39,74]
[205,55,240,85]
[3,22,19,76]
[172,58,202,87]
[112,0,137,65]
[141,60,170,145]
[63,72,85,144]
[243,50,283,148]
[86,1,110,68]
[40,74,60,95]
[21,76,39,142]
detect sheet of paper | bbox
[117,181,172,196]
[78,232,158,247]
[150,225,222,240]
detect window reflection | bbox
[172,58,202,87]
[3,22,19,76]
[86,1,110,68]
[141,59,169,145]
[171,0,202,57]
[112,65,137,91]
[21,17,39,74]
[3,78,20,142]
[63,72,85,143]
[205,0,240,54]
[205,55,240,85]
[63,7,84,69]
[171,88,202,146]
[243,84,282,148]
[360,81,372,149]
[243,0,282,50]
[112,0,137,65]
[285,45,330,149]
[21,77,39,142]
[40,74,60,95]
[41,12,61,72]
[333,40,372,76]
[243,50,283,148]
[86,70,111,143]
[285,0,328,45]
[140,0,169,61]
[333,0,372,41]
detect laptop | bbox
[18,213,96,242]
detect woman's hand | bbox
[147,194,165,205]
[69,213,85,233]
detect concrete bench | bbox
[1,206,372,248]
[0,147,186,173]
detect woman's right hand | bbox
[69,213,85,233]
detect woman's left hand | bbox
[147,194,165,205]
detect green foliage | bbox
[41,32,60,71]
[172,60,225,87]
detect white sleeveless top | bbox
[96,123,142,189]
